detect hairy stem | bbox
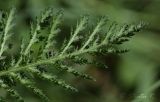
[0,8,15,57]
[0,41,107,77]
[60,17,88,55]
[80,17,106,51]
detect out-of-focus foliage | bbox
[0,0,159,102]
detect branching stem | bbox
[0,41,106,77]
[60,17,87,55]
[0,8,15,57]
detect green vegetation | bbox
[0,7,144,101]
[0,0,160,102]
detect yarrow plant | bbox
[0,7,145,102]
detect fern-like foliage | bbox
[0,8,145,102]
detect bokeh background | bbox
[0,0,160,102]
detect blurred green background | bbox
[0,0,160,102]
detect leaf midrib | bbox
[0,43,105,77]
